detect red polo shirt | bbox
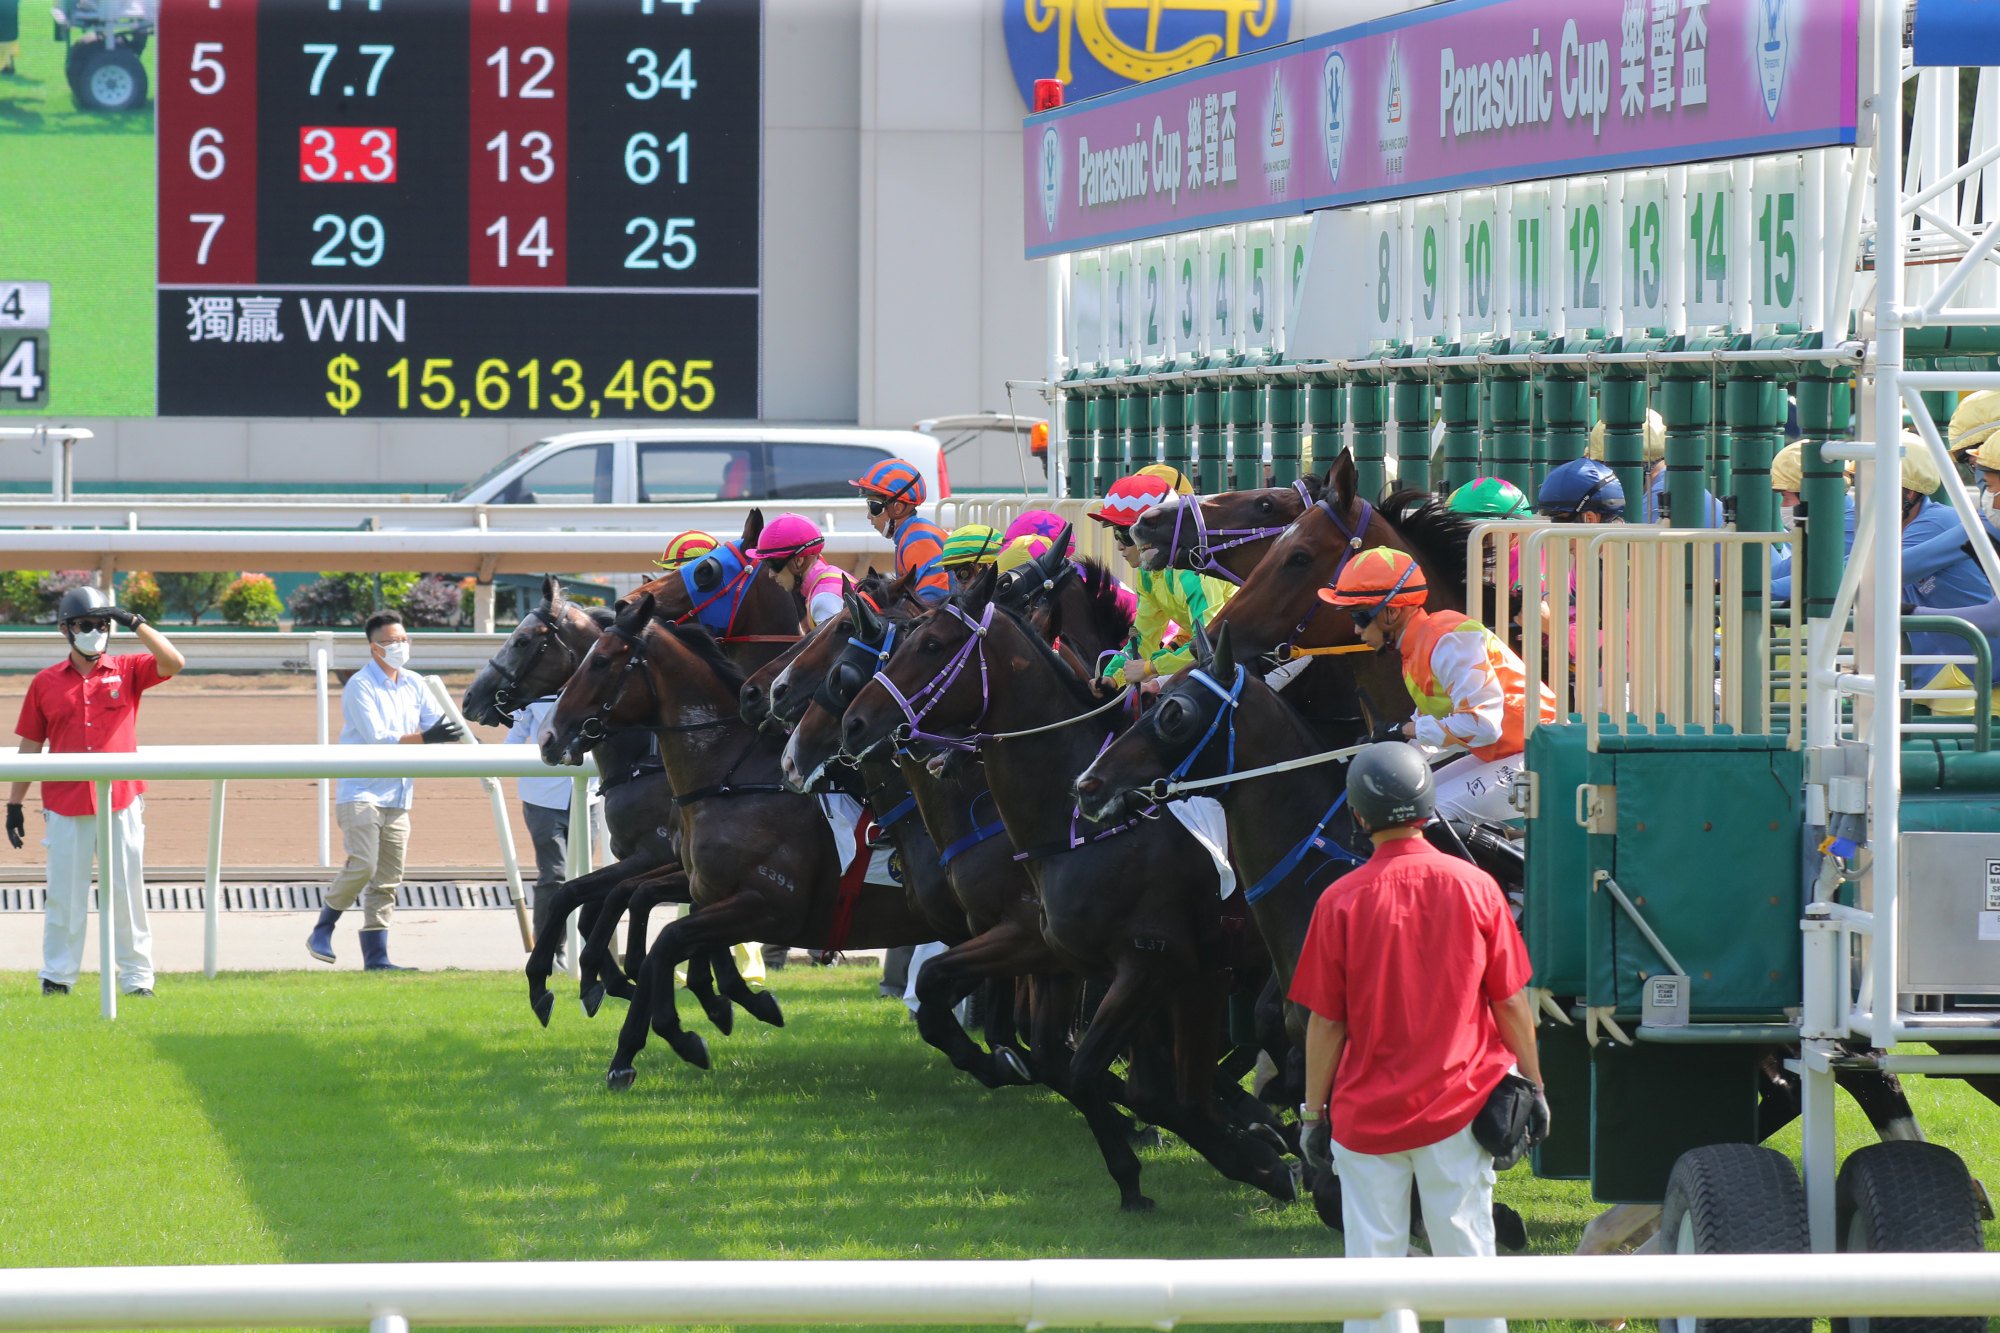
[15,653,165,817]
[1289,835,1530,1155]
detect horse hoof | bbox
[1120,1194,1157,1213]
[702,999,735,1036]
[605,1066,637,1093]
[1493,1201,1528,1253]
[1248,1121,1287,1156]
[1129,1125,1162,1151]
[992,1045,1032,1085]
[530,991,553,1029]
[670,1033,711,1070]
[744,990,784,1027]
[580,984,605,1019]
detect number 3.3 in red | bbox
[300,127,399,184]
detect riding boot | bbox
[359,928,415,972]
[306,908,342,964]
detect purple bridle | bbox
[1166,479,1316,585]
[875,600,995,753]
[1273,493,1378,660]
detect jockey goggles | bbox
[862,471,921,516]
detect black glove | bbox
[1367,717,1409,745]
[421,717,467,745]
[1301,1115,1333,1176]
[105,607,144,629]
[5,803,22,850]
[1527,1084,1552,1146]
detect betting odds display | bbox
[154,0,760,419]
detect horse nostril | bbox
[769,681,788,705]
[1076,775,1102,799]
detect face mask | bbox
[379,640,410,668]
[1779,503,1798,531]
[72,628,107,657]
[1982,487,2000,530]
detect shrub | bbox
[322,571,419,613]
[157,571,234,625]
[0,570,48,624]
[119,572,164,623]
[398,574,462,628]
[219,573,284,626]
[37,570,94,621]
[290,577,360,626]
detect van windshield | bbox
[446,440,551,502]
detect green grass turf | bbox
[1,967,1996,1332]
[0,25,157,417]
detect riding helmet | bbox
[1447,476,1532,519]
[1536,458,1625,520]
[1346,741,1436,830]
[56,585,113,624]
[1319,547,1429,612]
[851,459,927,506]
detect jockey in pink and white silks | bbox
[748,514,853,629]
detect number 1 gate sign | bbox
[1024,0,1859,261]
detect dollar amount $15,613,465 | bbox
[323,353,720,417]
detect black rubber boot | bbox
[306,908,341,963]
[359,928,415,972]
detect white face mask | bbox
[72,628,108,657]
[1982,486,2000,530]
[1778,503,1798,531]
[379,639,410,668]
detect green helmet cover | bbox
[1448,476,1531,518]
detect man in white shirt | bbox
[306,611,463,971]
[505,695,598,966]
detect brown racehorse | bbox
[801,566,1295,1212]
[540,593,936,1090]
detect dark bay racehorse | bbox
[541,594,936,1089]
[799,566,1294,1212]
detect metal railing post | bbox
[203,779,225,979]
[96,780,115,1021]
[313,632,332,868]
[565,774,592,977]
[422,676,531,950]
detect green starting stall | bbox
[1033,0,2000,1283]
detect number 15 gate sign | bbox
[1024,0,1859,260]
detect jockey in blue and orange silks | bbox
[851,459,950,603]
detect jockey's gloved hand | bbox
[1301,1115,1333,1176]
[1368,718,1409,745]
[1528,1084,1552,1145]
[104,607,144,629]
[5,803,22,850]
[421,717,467,745]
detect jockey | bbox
[1321,547,1558,826]
[1091,470,1234,689]
[1535,457,1626,525]
[747,513,851,629]
[1447,476,1532,521]
[1002,508,1073,552]
[655,530,720,569]
[851,459,950,602]
[939,524,1002,591]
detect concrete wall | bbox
[7,0,1436,495]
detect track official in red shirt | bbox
[8,587,184,997]
[1290,743,1546,1333]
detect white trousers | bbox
[1331,1122,1505,1333]
[1431,752,1524,826]
[41,801,152,991]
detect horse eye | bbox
[1257,498,1273,513]
[588,653,610,671]
[920,635,943,655]
[1285,548,1313,568]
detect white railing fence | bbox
[0,1255,1996,1330]
[0,745,602,1019]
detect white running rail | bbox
[0,1255,1996,1330]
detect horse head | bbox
[1075,623,1241,822]
[539,592,661,766]
[462,573,604,727]
[1130,475,1314,580]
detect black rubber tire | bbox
[1831,1141,1985,1333]
[1657,1143,1811,1333]
[73,48,147,112]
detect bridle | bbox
[812,607,901,719]
[1139,663,1244,802]
[1272,493,1379,663]
[1166,480,1314,585]
[576,623,732,742]
[668,544,798,645]
[491,605,582,715]
[877,601,996,754]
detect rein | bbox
[491,605,582,713]
[1169,480,1314,585]
[673,544,799,645]
[1158,664,1244,795]
[879,601,995,753]
[1148,740,1370,800]
[586,622,786,800]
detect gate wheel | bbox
[1832,1141,1985,1333]
[1658,1143,1811,1333]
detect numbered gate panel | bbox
[1618,171,1671,333]
[1751,155,1806,327]
[1291,205,1400,360]
[1457,191,1499,340]
[1408,197,1448,344]
[1280,216,1311,354]
[1683,163,1736,330]
[1561,180,1610,334]
[1507,185,1553,338]
[1170,233,1204,355]
[1242,222,1279,353]
[1137,239,1171,364]
[1104,245,1137,365]
[1069,251,1104,369]
[1204,225,1241,351]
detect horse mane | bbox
[583,605,615,628]
[1378,488,1473,598]
[660,621,748,694]
[1075,557,1135,646]
[994,602,1105,717]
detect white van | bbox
[445,427,947,507]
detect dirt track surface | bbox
[0,670,559,874]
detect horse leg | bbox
[642,889,775,1058]
[578,880,641,1015]
[1063,963,1180,1212]
[707,947,785,1028]
[584,862,686,1009]
[604,882,705,1090]
[680,949,732,1035]
[912,927,1040,1088]
[523,857,640,1027]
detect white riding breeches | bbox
[1430,752,1524,826]
[41,801,152,991]
[1331,1122,1505,1333]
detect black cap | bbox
[1346,741,1436,830]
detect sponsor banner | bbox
[1026,0,1859,258]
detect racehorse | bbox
[801,565,1295,1211]
[540,593,936,1089]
